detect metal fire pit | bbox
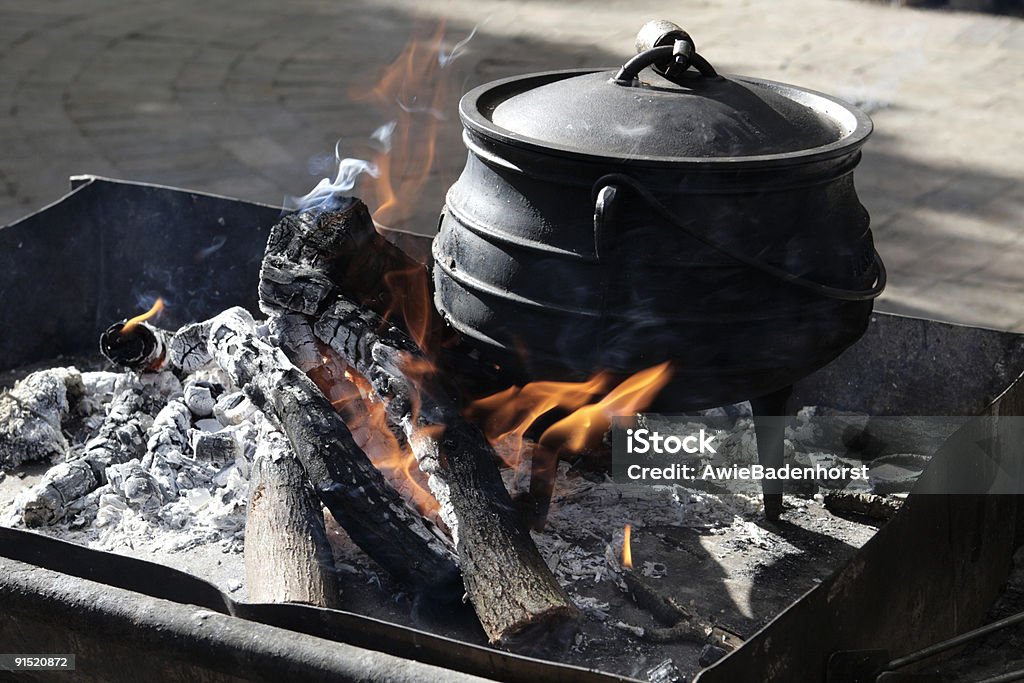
[1,177,1022,682]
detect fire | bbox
[305,343,439,518]
[281,22,475,520]
[353,20,467,231]
[622,524,633,570]
[466,362,674,470]
[540,362,674,453]
[121,297,164,334]
[383,264,436,354]
[465,374,610,470]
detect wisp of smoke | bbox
[285,140,380,215]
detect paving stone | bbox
[0,0,1021,332]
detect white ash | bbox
[184,382,217,418]
[523,457,763,590]
[2,365,258,561]
[0,367,83,469]
[213,391,258,426]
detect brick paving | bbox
[1,0,1021,330]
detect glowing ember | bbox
[121,297,164,334]
[622,524,633,570]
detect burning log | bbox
[0,367,83,470]
[268,314,437,518]
[168,307,461,594]
[21,381,158,527]
[246,419,340,608]
[259,200,439,342]
[310,297,579,645]
[257,203,578,643]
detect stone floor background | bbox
[1,0,1022,330]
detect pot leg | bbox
[750,385,793,522]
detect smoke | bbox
[284,139,380,215]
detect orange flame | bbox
[348,20,471,359]
[465,375,610,470]
[352,20,457,231]
[622,524,633,570]
[305,343,439,518]
[121,298,165,334]
[466,362,674,471]
[540,362,674,453]
[383,264,436,353]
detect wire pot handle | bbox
[613,21,718,85]
[591,173,887,302]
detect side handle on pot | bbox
[592,173,887,302]
[592,183,618,262]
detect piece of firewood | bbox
[310,296,579,645]
[259,201,441,346]
[21,381,158,527]
[259,204,578,642]
[168,308,460,594]
[823,489,903,520]
[246,418,341,608]
[623,571,743,649]
[269,314,439,524]
[0,367,84,470]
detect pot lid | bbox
[467,21,870,163]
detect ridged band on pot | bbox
[433,29,882,408]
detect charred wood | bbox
[169,307,460,594]
[246,419,341,608]
[268,314,436,520]
[259,201,440,343]
[623,571,743,649]
[100,321,171,372]
[311,296,579,644]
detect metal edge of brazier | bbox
[2,178,1022,682]
[695,315,1024,683]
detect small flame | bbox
[383,264,436,353]
[466,362,674,471]
[121,297,164,334]
[622,524,633,570]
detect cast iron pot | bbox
[433,21,885,409]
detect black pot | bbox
[433,21,885,408]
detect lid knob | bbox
[614,20,717,85]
